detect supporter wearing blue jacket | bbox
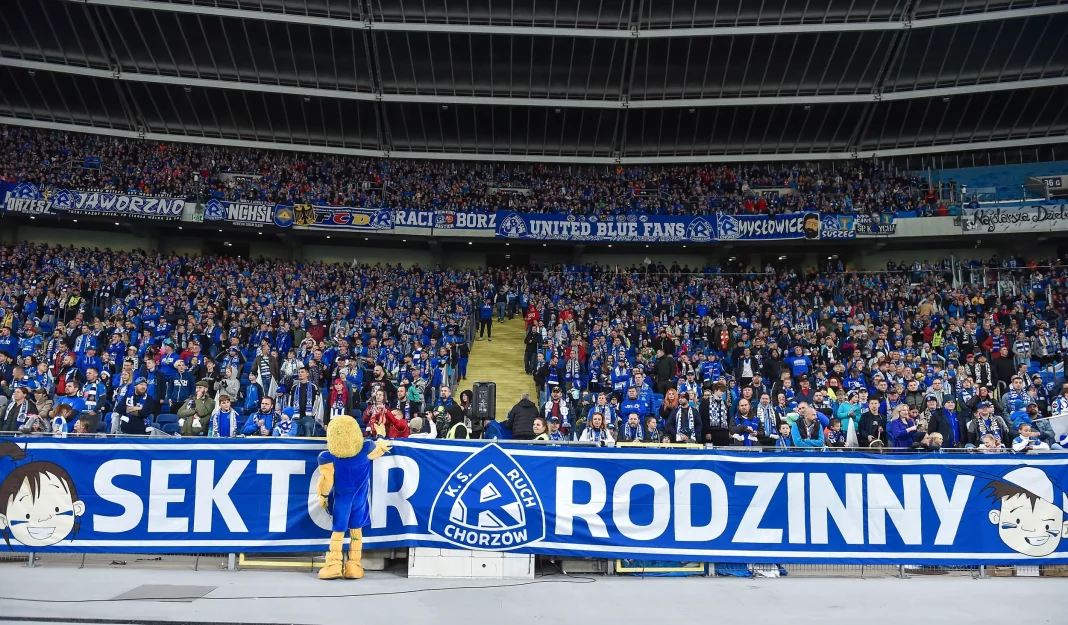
[481,415,510,440]
[0,328,16,358]
[166,360,196,411]
[242,397,277,436]
[788,346,812,378]
[75,348,102,376]
[51,380,87,431]
[790,406,824,447]
[620,386,649,421]
[887,405,918,448]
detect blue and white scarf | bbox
[675,405,696,438]
[622,421,644,441]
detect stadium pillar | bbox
[0,222,16,245]
[747,253,761,272]
[428,240,444,266]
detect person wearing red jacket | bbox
[362,403,409,438]
[525,305,540,331]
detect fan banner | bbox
[2,438,1067,565]
[963,204,1068,233]
[0,182,184,221]
[494,212,716,243]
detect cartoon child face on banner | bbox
[985,467,1068,557]
[0,442,86,549]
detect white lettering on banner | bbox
[256,460,306,533]
[2,195,51,214]
[193,460,249,533]
[673,470,728,542]
[455,213,497,229]
[307,467,333,531]
[554,467,610,538]
[371,455,420,529]
[147,460,191,533]
[507,469,538,508]
[612,470,671,541]
[867,474,922,545]
[924,475,973,545]
[736,216,804,238]
[228,203,272,223]
[393,211,433,228]
[92,459,143,533]
[640,222,685,239]
[809,473,864,545]
[733,472,784,543]
[788,472,806,544]
[444,524,527,546]
[548,468,972,547]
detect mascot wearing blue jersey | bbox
[317,415,391,580]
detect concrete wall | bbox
[159,237,205,257]
[13,225,156,252]
[580,252,711,269]
[856,245,1058,271]
[441,250,487,270]
[250,241,294,262]
[892,217,961,238]
[303,244,436,268]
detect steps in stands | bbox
[463,317,536,420]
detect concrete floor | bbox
[0,564,1062,625]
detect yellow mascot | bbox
[316,415,391,579]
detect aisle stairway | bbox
[463,317,535,420]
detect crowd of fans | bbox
[0,242,492,439]
[510,257,1068,451]
[0,125,935,216]
[1,241,1067,453]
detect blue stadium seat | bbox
[155,413,179,426]
[161,423,181,435]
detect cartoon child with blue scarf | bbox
[984,466,1068,557]
[0,441,85,549]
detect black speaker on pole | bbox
[472,381,497,421]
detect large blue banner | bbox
[717,211,848,241]
[435,210,499,231]
[0,181,183,221]
[3,438,1067,565]
[292,204,394,232]
[495,212,716,243]
[201,198,294,228]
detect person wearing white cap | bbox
[985,466,1068,557]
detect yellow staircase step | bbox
[462,317,535,420]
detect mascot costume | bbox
[316,415,391,579]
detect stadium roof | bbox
[1,0,1067,163]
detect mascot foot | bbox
[319,561,344,580]
[343,560,365,579]
[319,531,345,580]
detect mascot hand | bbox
[375,438,392,454]
[319,495,329,511]
[373,423,387,437]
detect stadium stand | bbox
[1,241,1066,453]
[0,126,936,216]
